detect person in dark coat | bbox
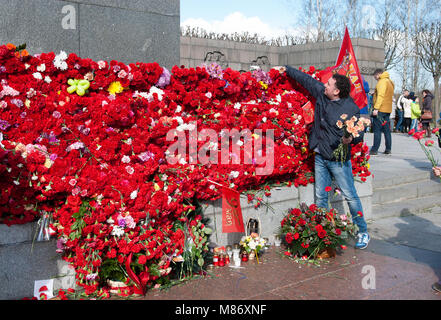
[275,65,370,249]
[421,90,434,137]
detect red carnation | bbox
[285,232,294,244]
[318,230,327,239]
[325,186,332,192]
[138,255,147,265]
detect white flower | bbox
[126,166,134,175]
[234,103,241,110]
[205,92,212,99]
[37,64,46,72]
[26,88,36,98]
[54,52,68,71]
[56,51,68,61]
[147,86,164,102]
[33,72,43,80]
[229,171,240,179]
[44,76,52,83]
[66,142,84,152]
[130,189,138,200]
[97,60,106,69]
[262,117,267,123]
[175,105,182,113]
[111,225,125,237]
[121,155,131,163]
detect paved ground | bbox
[116,132,441,301]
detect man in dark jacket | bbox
[276,65,370,249]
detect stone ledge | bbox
[203,180,372,247]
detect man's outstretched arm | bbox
[277,65,324,99]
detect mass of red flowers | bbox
[0,43,370,297]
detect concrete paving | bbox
[120,132,441,301]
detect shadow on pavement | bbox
[367,209,441,286]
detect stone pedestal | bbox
[0,223,76,300]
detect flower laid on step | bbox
[278,203,357,260]
[240,233,266,255]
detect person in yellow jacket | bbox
[370,69,395,155]
[410,97,421,132]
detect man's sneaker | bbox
[384,150,391,155]
[432,281,441,293]
[370,151,378,156]
[355,232,370,249]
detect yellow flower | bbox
[107,81,125,95]
[44,157,53,169]
[154,183,161,191]
[259,81,268,90]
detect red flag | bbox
[320,27,367,109]
[302,101,314,124]
[222,187,245,233]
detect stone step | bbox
[372,169,431,190]
[371,194,441,220]
[372,179,441,206]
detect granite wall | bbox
[0,0,180,69]
[180,36,385,91]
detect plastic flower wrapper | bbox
[35,211,53,242]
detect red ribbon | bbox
[125,253,147,295]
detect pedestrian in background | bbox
[360,77,370,133]
[410,97,421,132]
[370,69,395,155]
[402,92,414,133]
[396,90,408,132]
[421,90,434,138]
[390,96,396,132]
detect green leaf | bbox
[197,257,204,267]
[202,227,212,235]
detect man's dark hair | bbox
[373,68,384,76]
[332,74,351,99]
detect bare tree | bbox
[371,0,403,72]
[297,0,338,42]
[417,22,441,122]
